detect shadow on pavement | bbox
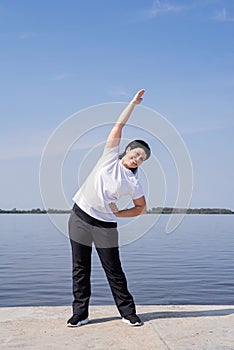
[85,308,234,325]
[139,308,234,322]
[88,316,120,324]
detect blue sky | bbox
[0,0,234,210]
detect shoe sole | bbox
[122,317,142,326]
[67,318,89,327]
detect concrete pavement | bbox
[1,305,234,349]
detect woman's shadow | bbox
[139,307,234,322]
[89,307,234,324]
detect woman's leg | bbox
[94,232,136,317]
[68,211,93,318]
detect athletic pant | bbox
[68,204,136,318]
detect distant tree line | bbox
[0,208,71,214]
[0,207,233,214]
[147,207,234,214]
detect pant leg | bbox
[95,238,136,317]
[68,211,93,317]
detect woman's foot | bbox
[122,314,142,326]
[67,314,89,327]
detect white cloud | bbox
[181,122,233,135]
[54,73,73,81]
[212,8,234,22]
[0,130,49,160]
[147,0,184,18]
[0,128,107,160]
[129,1,234,23]
[130,0,185,21]
[107,89,131,99]
[18,32,37,40]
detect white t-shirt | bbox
[73,146,144,222]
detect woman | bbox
[67,89,151,327]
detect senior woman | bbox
[67,89,151,327]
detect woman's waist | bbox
[72,203,117,228]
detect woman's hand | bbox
[131,89,145,105]
[108,202,119,216]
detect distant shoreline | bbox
[1,207,234,215]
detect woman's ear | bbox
[126,147,131,153]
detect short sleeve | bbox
[102,145,119,162]
[100,146,119,165]
[131,179,144,200]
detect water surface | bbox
[0,214,233,306]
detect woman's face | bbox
[121,147,147,169]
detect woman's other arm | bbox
[105,89,145,149]
[109,196,146,218]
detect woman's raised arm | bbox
[105,89,145,149]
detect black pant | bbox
[68,204,136,318]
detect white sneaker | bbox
[122,314,142,326]
[67,314,89,327]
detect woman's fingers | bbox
[137,89,145,98]
[109,202,119,213]
[132,89,145,104]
